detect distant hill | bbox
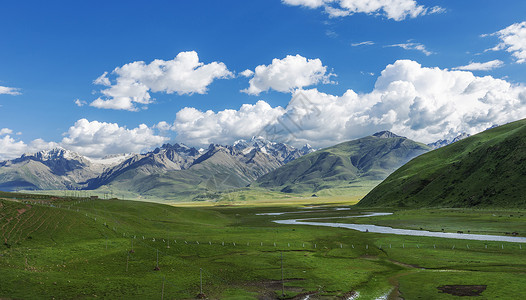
[253,132,430,194]
[358,119,526,208]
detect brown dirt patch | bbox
[437,285,487,296]
[235,279,305,299]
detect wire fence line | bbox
[19,198,526,253]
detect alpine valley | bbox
[0,132,437,201]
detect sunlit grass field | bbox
[1,191,526,299]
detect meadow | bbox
[1,192,526,299]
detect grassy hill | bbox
[358,119,526,208]
[253,132,430,194]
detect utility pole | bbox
[154,249,160,271]
[200,268,203,295]
[161,276,165,300]
[281,251,284,297]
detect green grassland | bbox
[20,180,378,207]
[359,118,526,208]
[1,192,526,299]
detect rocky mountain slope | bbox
[90,138,314,199]
[0,137,314,197]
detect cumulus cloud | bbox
[453,60,504,71]
[0,86,21,95]
[0,119,169,160]
[90,51,233,111]
[282,0,444,21]
[155,121,173,131]
[173,101,286,145]
[242,55,335,95]
[0,134,58,161]
[239,69,254,77]
[486,21,526,64]
[61,119,168,158]
[0,128,13,136]
[173,60,526,147]
[387,41,433,56]
[0,135,29,160]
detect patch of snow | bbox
[87,153,131,166]
[241,147,255,155]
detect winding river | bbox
[270,211,526,243]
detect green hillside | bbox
[253,132,430,194]
[358,119,526,208]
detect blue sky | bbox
[1,0,526,159]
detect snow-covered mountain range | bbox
[0,138,314,193]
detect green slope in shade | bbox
[358,119,526,208]
[253,133,430,194]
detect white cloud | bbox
[93,72,111,86]
[351,41,375,46]
[240,69,254,77]
[486,21,526,64]
[282,0,444,21]
[242,55,335,95]
[61,119,168,158]
[155,121,173,131]
[0,135,57,161]
[0,86,21,95]
[0,119,169,160]
[172,60,526,147]
[90,51,233,111]
[453,60,504,71]
[325,29,338,38]
[74,99,87,107]
[387,42,433,56]
[0,128,13,136]
[283,0,325,8]
[0,135,29,160]
[173,101,286,145]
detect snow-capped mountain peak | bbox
[428,133,471,150]
[22,147,85,162]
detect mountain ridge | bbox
[253,131,430,194]
[0,138,314,196]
